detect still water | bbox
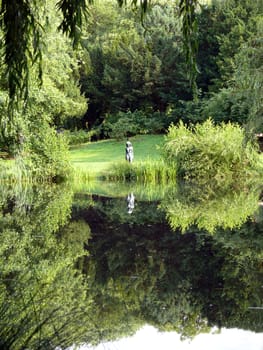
[0,181,263,350]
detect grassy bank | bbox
[106,159,176,184]
[69,134,165,178]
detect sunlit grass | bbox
[106,159,176,184]
[69,134,165,177]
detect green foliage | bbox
[0,183,94,350]
[0,0,91,106]
[64,129,98,145]
[199,12,263,128]
[0,159,16,181]
[211,0,263,89]
[167,99,205,125]
[31,0,87,127]
[233,16,263,131]
[80,1,190,127]
[196,4,221,95]
[107,159,176,184]
[0,0,200,111]
[21,121,72,181]
[161,182,261,233]
[163,119,262,184]
[101,110,167,139]
[0,0,43,103]
[0,0,87,180]
[78,192,263,339]
[179,0,199,90]
[102,112,141,140]
[1,180,263,347]
[201,88,251,124]
[194,0,263,129]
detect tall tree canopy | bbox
[0,0,198,112]
[79,1,191,127]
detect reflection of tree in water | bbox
[72,193,165,226]
[161,181,262,233]
[75,192,263,340]
[0,184,93,350]
[1,184,263,349]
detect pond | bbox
[0,180,263,350]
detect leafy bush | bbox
[103,116,140,140]
[167,100,205,125]
[161,182,261,233]
[163,119,262,184]
[64,129,99,145]
[201,88,251,124]
[101,110,167,140]
[22,122,72,181]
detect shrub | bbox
[22,122,72,181]
[161,182,260,233]
[167,100,205,125]
[64,129,99,145]
[163,119,262,184]
[107,159,176,184]
[201,88,251,124]
[101,110,167,140]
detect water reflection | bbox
[161,181,262,233]
[0,183,92,350]
[0,181,262,349]
[75,189,263,340]
[127,193,135,214]
[72,325,263,350]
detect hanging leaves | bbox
[0,0,43,103]
[179,0,199,91]
[0,0,199,117]
[56,0,93,48]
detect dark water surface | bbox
[0,181,263,349]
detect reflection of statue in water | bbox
[127,193,135,214]
[125,140,134,163]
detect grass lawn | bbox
[69,134,165,176]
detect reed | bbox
[163,119,263,185]
[0,157,71,184]
[68,167,92,183]
[106,159,176,184]
[0,159,32,183]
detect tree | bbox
[195,0,263,95]
[199,4,263,128]
[0,0,88,178]
[79,2,163,124]
[233,16,263,132]
[79,1,193,128]
[0,0,199,115]
[0,183,96,350]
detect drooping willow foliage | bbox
[0,0,198,116]
[179,0,199,90]
[56,0,92,46]
[0,0,43,102]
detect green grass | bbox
[69,134,165,177]
[106,159,177,184]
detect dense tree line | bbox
[76,0,262,135]
[0,0,262,178]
